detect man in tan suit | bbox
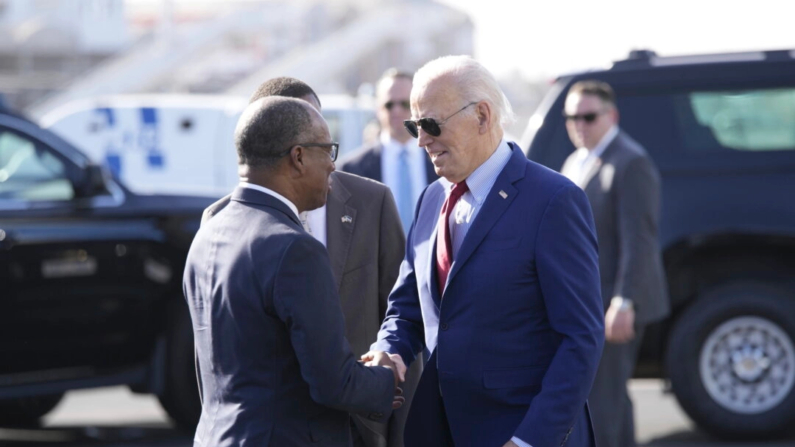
[201,77,418,447]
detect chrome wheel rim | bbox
[700,316,795,414]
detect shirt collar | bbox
[239,182,300,220]
[461,138,512,204]
[582,125,618,160]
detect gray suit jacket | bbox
[201,172,419,447]
[184,186,394,446]
[561,130,670,326]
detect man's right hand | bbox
[362,351,400,386]
[361,351,405,408]
[361,350,407,382]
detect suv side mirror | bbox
[74,164,109,198]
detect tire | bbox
[666,281,795,439]
[0,393,64,427]
[158,301,201,432]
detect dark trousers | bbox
[404,351,455,447]
[589,327,645,447]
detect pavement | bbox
[0,379,793,446]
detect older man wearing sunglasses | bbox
[561,80,669,447]
[362,56,605,447]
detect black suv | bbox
[0,106,212,428]
[522,49,795,438]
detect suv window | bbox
[0,128,74,201]
[685,88,795,152]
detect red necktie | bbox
[436,181,469,296]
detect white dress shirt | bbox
[380,131,426,210]
[564,125,618,185]
[448,139,512,258]
[240,182,326,247]
[302,205,327,247]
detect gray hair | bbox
[413,55,515,128]
[234,96,314,168]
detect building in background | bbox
[5,0,473,118]
[0,0,128,109]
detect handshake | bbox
[361,351,407,409]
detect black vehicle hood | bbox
[122,193,218,215]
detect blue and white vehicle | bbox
[40,94,376,197]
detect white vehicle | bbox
[40,94,376,197]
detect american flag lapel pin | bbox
[499,190,508,199]
[341,215,353,224]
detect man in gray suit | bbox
[202,77,417,447]
[339,69,437,232]
[184,96,400,446]
[561,80,670,447]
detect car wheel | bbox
[666,281,795,439]
[158,301,201,431]
[0,394,64,427]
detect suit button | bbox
[368,412,383,420]
[440,323,449,331]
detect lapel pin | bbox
[499,190,508,199]
[341,215,353,224]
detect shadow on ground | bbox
[643,427,795,447]
[0,423,192,446]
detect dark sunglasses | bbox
[403,102,477,138]
[278,142,339,162]
[563,110,606,124]
[384,100,410,111]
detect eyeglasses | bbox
[403,102,477,138]
[384,100,410,111]
[563,110,606,124]
[278,142,339,162]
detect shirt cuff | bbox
[511,436,532,447]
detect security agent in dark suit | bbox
[561,80,670,447]
[340,69,437,232]
[201,77,418,447]
[183,96,401,446]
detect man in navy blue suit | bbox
[184,96,400,446]
[362,56,605,447]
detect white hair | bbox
[413,55,515,128]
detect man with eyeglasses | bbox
[361,56,604,447]
[200,77,412,447]
[183,96,405,446]
[340,68,437,233]
[561,80,669,447]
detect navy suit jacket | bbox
[372,144,604,447]
[339,142,437,185]
[184,186,394,446]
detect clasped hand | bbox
[360,351,406,409]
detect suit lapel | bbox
[367,145,384,182]
[424,155,437,185]
[582,138,620,190]
[325,174,355,292]
[445,145,526,290]
[579,157,603,189]
[429,221,443,309]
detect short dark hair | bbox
[235,96,314,168]
[567,80,616,107]
[248,77,321,107]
